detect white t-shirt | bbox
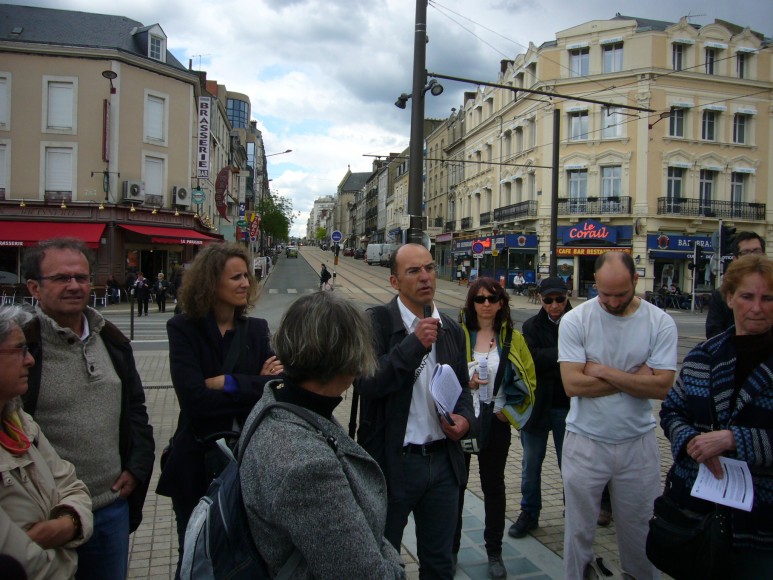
[558,297,678,443]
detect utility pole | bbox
[407,0,428,246]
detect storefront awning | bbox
[119,224,221,245]
[0,222,106,248]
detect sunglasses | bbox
[473,295,501,304]
[542,296,567,305]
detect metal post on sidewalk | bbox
[129,290,135,341]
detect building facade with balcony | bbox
[428,14,771,295]
[0,5,226,285]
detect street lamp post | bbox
[258,149,292,255]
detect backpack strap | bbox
[492,327,513,398]
[235,398,341,579]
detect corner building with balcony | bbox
[0,5,234,291]
[427,14,771,296]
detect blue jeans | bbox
[384,445,459,579]
[75,498,129,580]
[519,407,568,518]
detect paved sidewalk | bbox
[120,255,705,578]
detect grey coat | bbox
[240,387,405,579]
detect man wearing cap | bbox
[509,276,572,538]
[558,252,677,579]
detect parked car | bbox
[343,247,354,257]
[354,248,365,260]
[286,245,299,258]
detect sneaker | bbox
[508,511,538,538]
[488,554,507,579]
[597,508,612,527]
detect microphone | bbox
[423,304,432,319]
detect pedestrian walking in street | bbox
[154,273,169,313]
[133,272,150,316]
[319,263,332,290]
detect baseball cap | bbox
[539,276,568,295]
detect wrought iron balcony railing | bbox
[657,197,765,220]
[493,200,538,221]
[461,217,472,230]
[557,196,632,215]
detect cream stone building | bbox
[427,15,771,296]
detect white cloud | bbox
[8,0,772,236]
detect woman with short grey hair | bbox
[240,292,405,578]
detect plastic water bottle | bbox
[478,359,490,402]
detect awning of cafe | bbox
[119,224,221,245]
[0,222,106,248]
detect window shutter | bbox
[48,82,73,129]
[144,156,163,196]
[145,96,164,141]
[46,148,72,192]
[0,76,7,126]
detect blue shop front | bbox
[646,233,722,293]
[451,234,538,290]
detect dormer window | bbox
[150,34,165,61]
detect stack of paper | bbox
[430,364,462,420]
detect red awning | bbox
[119,224,221,245]
[0,222,106,248]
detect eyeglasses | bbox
[542,296,567,305]
[473,295,501,304]
[37,274,91,285]
[737,249,764,257]
[0,345,30,358]
[403,263,437,277]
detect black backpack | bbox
[181,401,339,579]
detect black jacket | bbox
[355,297,474,498]
[521,303,572,433]
[705,288,734,338]
[23,317,155,534]
[156,313,275,500]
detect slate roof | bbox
[0,4,186,70]
[342,172,370,193]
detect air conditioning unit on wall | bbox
[122,180,145,203]
[173,185,191,207]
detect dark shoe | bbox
[488,554,507,579]
[597,508,612,527]
[508,511,538,538]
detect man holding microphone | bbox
[356,243,474,578]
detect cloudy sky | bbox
[8,0,772,236]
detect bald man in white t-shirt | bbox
[558,251,678,580]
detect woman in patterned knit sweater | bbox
[661,255,773,576]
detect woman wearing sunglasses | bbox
[452,277,536,579]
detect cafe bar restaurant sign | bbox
[560,219,618,245]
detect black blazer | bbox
[356,297,474,499]
[156,313,275,499]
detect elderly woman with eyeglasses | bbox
[0,306,93,579]
[452,277,536,579]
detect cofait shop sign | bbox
[562,219,618,245]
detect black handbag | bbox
[459,329,512,454]
[646,490,733,579]
[646,395,734,579]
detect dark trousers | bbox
[384,444,459,580]
[453,416,511,556]
[156,294,166,312]
[136,298,149,315]
[171,495,199,580]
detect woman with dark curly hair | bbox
[156,242,283,578]
[452,277,536,578]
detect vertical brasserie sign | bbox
[197,97,211,179]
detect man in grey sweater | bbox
[22,238,155,580]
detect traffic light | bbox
[721,224,737,256]
[688,244,706,270]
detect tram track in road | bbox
[298,246,468,312]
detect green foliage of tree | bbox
[260,192,295,242]
[315,227,327,241]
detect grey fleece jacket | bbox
[240,387,405,579]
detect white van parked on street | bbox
[365,243,385,265]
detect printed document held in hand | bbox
[430,364,462,419]
[690,456,754,512]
